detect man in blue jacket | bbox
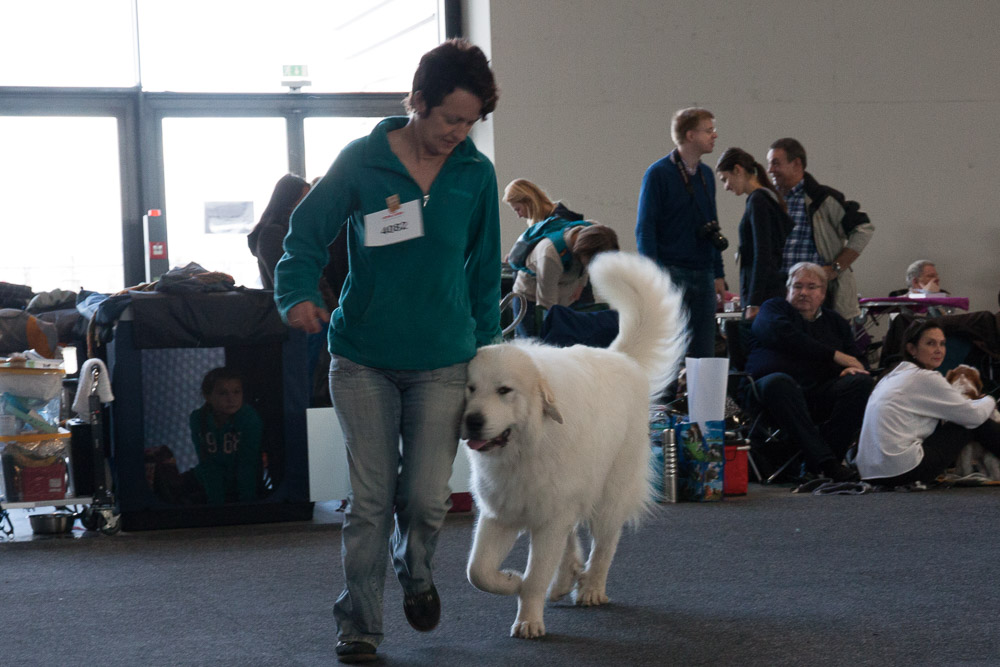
[636,107,726,359]
[743,262,873,481]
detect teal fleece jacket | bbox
[189,404,262,505]
[274,117,501,370]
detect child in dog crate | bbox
[188,366,263,505]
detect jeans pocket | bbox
[330,354,364,376]
[430,361,468,386]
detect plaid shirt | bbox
[780,180,820,272]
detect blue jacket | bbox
[744,297,859,386]
[275,117,501,370]
[635,150,724,278]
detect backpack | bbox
[507,216,592,276]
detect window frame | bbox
[0,87,402,286]
[0,0,460,287]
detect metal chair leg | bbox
[765,451,802,485]
[747,450,764,483]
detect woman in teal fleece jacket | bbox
[274,39,500,663]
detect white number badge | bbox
[363,196,424,247]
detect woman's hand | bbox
[286,301,330,334]
[743,305,759,319]
[840,366,870,377]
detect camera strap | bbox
[671,149,712,225]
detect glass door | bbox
[160,117,288,288]
[303,116,382,181]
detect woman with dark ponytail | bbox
[716,147,793,318]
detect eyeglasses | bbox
[699,127,718,134]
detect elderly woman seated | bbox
[741,262,874,482]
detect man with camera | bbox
[636,107,727,358]
[766,138,874,321]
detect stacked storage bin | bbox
[0,359,71,503]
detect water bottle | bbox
[662,427,678,503]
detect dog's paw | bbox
[510,618,546,639]
[574,586,610,607]
[548,558,583,601]
[547,582,573,602]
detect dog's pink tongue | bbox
[466,439,488,451]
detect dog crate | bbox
[106,290,313,530]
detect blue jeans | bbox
[329,354,467,647]
[664,265,716,359]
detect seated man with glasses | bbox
[741,261,874,482]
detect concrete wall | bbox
[477,0,1000,313]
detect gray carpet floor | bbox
[3,483,1000,666]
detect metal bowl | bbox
[29,512,76,535]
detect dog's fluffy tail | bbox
[588,252,689,398]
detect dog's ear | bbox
[970,368,984,393]
[945,368,959,383]
[537,377,563,424]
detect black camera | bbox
[697,220,729,251]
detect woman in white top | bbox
[857,321,1000,485]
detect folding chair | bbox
[722,318,803,484]
[500,292,527,340]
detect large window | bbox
[303,117,383,182]
[0,1,138,88]
[138,0,440,93]
[0,116,124,293]
[161,117,289,288]
[0,1,440,93]
[0,1,450,292]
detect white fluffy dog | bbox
[460,252,687,639]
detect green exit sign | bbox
[282,65,308,77]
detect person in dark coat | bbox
[716,147,793,319]
[247,173,311,290]
[743,262,874,481]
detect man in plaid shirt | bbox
[766,138,874,321]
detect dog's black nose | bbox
[465,412,484,433]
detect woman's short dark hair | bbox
[404,38,498,119]
[900,320,944,368]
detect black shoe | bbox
[335,640,377,664]
[822,461,859,483]
[403,585,441,632]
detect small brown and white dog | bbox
[946,364,1000,479]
